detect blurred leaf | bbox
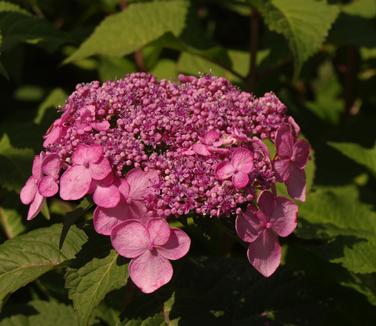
[306,62,344,125]
[124,314,165,326]
[0,315,30,326]
[328,141,376,177]
[65,250,128,326]
[0,134,34,192]
[0,11,69,52]
[14,85,44,102]
[254,0,339,75]
[299,185,376,239]
[0,1,30,15]
[0,224,87,303]
[151,59,177,80]
[98,56,136,82]
[333,240,376,274]
[65,0,189,63]
[0,193,26,239]
[34,88,67,124]
[342,0,376,18]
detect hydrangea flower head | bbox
[20,73,311,292]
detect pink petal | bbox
[123,200,148,219]
[129,250,173,293]
[27,192,44,220]
[42,154,61,177]
[292,140,310,169]
[43,126,62,147]
[126,168,159,201]
[232,171,249,189]
[288,116,301,135]
[32,154,43,179]
[59,165,91,200]
[203,130,220,145]
[235,208,263,243]
[20,177,37,205]
[275,124,294,158]
[270,196,298,237]
[216,161,235,180]
[231,148,253,173]
[93,183,121,208]
[157,228,191,260]
[286,166,306,202]
[93,206,125,236]
[111,221,150,258]
[273,159,291,182]
[118,179,130,198]
[247,230,281,277]
[72,144,103,165]
[147,219,171,246]
[89,158,112,180]
[251,137,269,158]
[257,191,276,218]
[192,143,211,156]
[38,176,58,197]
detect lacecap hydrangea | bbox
[20,73,310,293]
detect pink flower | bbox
[192,130,222,156]
[216,147,254,189]
[236,191,298,277]
[111,218,191,293]
[59,144,111,200]
[20,153,61,220]
[273,125,310,201]
[93,168,159,235]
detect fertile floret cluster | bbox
[21,73,310,293]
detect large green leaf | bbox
[0,193,26,239]
[0,224,87,303]
[254,0,339,75]
[65,250,128,326]
[0,134,34,192]
[65,0,189,63]
[0,1,30,15]
[299,185,376,240]
[328,142,376,177]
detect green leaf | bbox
[0,315,30,326]
[65,250,128,326]
[0,224,87,303]
[0,1,30,15]
[34,88,67,124]
[342,0,376,19]
[0,134,34,192]
[0,193,26,239]
[254,0,339,75]
[328,142,376,177]
[65,0,189,63]
[299,185,376,240]
[333,240,376,274]
[28,301,78,326]
[98,56,136,82]
[150,59,177,80]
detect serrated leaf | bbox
[28,300,78,326]
[254,0,339,75]
[299,185,376,239]
[0,315,30,326]
[65,250,128,326]
[0,202,26,239]
[328,142,376,177]
[0,134,34,192]
[342,0,376,19]
[34,88,67,124]
[0,224,87,303]
[65,0,189,63]
[333,240,376,274]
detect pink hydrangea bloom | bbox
[93,168,159,235]
[20,153,60,220]
[111,218,191,293]
[273,124,310,201]
[236,191,298,277]
[59,144,111,200]
[216,147,254,189]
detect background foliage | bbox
[0,0,376,325]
